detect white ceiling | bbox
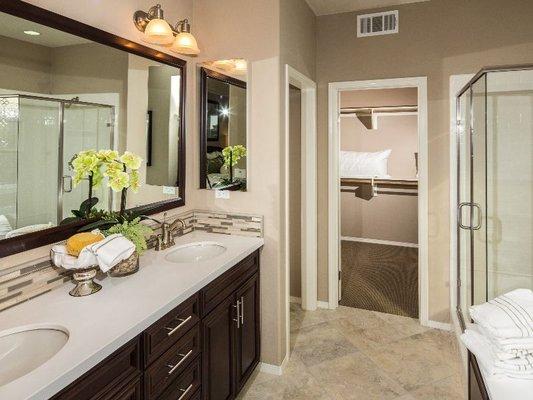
[0,12,90,47]
[305,0,430,16]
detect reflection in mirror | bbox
[0,11,184,242]
[199,60,248,191]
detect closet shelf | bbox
[341,177,418,189]
[341,177,418,198]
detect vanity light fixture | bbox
[133,4,200,55]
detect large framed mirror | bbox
[199,60,248,191]
[0,1,187,257]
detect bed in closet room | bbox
[338,87,419,318]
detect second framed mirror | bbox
[199,60,248,191]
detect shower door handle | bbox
[458,202,471,230]
[458,202,482,230]
[471,203,482,230]
[62,175,73,193]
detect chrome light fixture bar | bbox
[133,4,200,55]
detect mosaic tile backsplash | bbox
[0,209,263,312]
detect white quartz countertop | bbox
[0,231,264,400]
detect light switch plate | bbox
[162,186,176,195]
[215,190,230,199]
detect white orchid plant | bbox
[70,149,142,215]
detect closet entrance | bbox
[340,88,419,317]
[328,77,429,324]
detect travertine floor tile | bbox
[308,353,407,400]
[240,304,466,400]
[291,321,358,367]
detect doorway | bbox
[328,77,429,325]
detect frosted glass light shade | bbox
[171,32,200,55]
[143,18,174,45]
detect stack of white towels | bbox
[461,288,533,380]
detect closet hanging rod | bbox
[340,104,418,115]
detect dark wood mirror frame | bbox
[199,67,247,189]
[0,0,187,257]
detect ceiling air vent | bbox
[357,10,398,37]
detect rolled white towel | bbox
[470,289,533,339]
[81,234,135,273]
[461,329,533,380]
[51,245,98,270]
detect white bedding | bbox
[340,150,391,179]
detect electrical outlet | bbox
[162,186,176,195]
[215,190,230,199]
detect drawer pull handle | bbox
[167,349,193,375]
[177,383,193,400]
[233,300,241,329]
[165,315,192,336]
[240,296,244,326]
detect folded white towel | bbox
[461,329,533,380]
[476,324,533,360]
[470,289,533,339]
[51,245,98,270]
[81,234,135,273]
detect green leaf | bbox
[80,197,99,214]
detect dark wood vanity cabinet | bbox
[51,250,260,400]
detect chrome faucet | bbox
[148,213,186,251]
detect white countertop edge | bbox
[0,232,264,400]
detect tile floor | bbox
[238,303,466,400]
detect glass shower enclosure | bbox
[456,65,533,325]
[0,95,114,232]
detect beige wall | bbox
[316,0,533,322]
[0,35,51,93]
[341,88,418,243]
[192,0,284,366]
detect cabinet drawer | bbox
[52,338,141,400]
[201,251,259,316]
[158,356,202,400]
[144,325,201,400]
[143,293,200,367]
[101,376,141,400]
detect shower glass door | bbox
[62,103,114,219]
[458,66,533,323]
[471,76,488,306]
[17,97,61,229]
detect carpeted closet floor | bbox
[340,241,418,318]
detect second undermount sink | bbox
[165,241,227,263]
[0,326,69,387]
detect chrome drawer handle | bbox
[166,349,193,375]
[165,315,192,336]
[177,383,193,400]
[233,300,241,329]
[240,296,244,326]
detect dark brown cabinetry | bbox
[51,250,260,400]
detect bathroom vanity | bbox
[0,232,263,400]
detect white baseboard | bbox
[341,236,418,248]
[290,296,330,310]
[259,355,288,376]
[317,300,330,309]
[426,319,452,331]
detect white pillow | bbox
[4,222,53,239]
[0,215,12,239]
[340,150,391,178]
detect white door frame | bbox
[284,65,317,355]
[327,77,429,326]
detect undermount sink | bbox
[0,326,69,386]
[165,241,227,263]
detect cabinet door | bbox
[202,296,237,400]
[235,274,260,391]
